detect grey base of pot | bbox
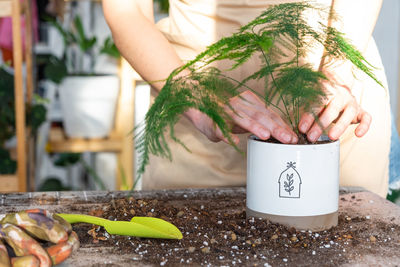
[246,207,338,231]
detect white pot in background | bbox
[247,135,340,231]
[58,75,119,138]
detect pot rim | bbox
[248,134,339,147]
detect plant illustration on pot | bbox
[278,162,302,199]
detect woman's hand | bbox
[185,90,298,145]
[298,79,371,142]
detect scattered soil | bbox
[71,191,400,266]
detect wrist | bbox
[321,61,355,89]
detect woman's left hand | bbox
[298,78,372,143]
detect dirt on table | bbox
[70,190,400,266]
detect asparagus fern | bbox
[135,2,382,179]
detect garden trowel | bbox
[57,213,183,239]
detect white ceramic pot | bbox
[247,135,340,231]
[58,75,119,138]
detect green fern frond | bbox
[274,66,327,107]
[135,69,239,178]
[322,27,383,87]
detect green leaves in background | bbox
[54,153,81,167]
[38,176,71,191]
[27,104,47,134]
[44,15,97,55]
[73,16,97,53]
[43,15,120,78]
[0,148,17,174]
[45,16,76,49]
[53,153,106,190]
[0,67,47,174]
[154,0,169,13]
[387,189,400,204]
[0,67,16,144]
[100,37,121,59]
[39,55,68,84]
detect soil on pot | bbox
[70,191,400,266]
[255,134,332,145]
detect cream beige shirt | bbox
[143,0,391,197]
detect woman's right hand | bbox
[185,90,298,145]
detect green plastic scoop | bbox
[57,213,183,240]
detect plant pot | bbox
[246,135,340,231]
[58,75,119,138]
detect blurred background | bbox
[0,0,399,204]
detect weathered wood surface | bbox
[0,187,399,266]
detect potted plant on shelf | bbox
[45,15,121,138]
[135,2,382,230]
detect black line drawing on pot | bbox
[278,162,302,198]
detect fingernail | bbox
[281,132,291,143]
[308,131,318,142]
[261,130,270,140]
[300,123,308,133]
[329,129,338,140]
[291,135,298,144]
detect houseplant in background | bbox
[154,0,169,13]
[135,2,382,230]
[0,66,47,174]
[44,15,120,138]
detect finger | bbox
[231,125,248,134]
[236,91,297,139]
[232,105,295,143]
[0,224,51,267]
[0,240,11,267]
[11,256,39,267]
[307,97,344,142]
[2,210,69,243]
[227,108,271,140]
[215,126,240,145]
[227,96,271,140]
[354,110,372,137]
[46,231,79,265]
[328,104,358,140]
[298,106,324,134]
[268,110,297,135]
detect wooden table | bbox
[0,187,399,266]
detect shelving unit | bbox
[47,59,137,190]
[0,0,33,192]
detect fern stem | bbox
[262,49,294,127]
[214,72,289,116]
[251,26,294,128]
[294,5,300,133]
[166,69,290,120]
